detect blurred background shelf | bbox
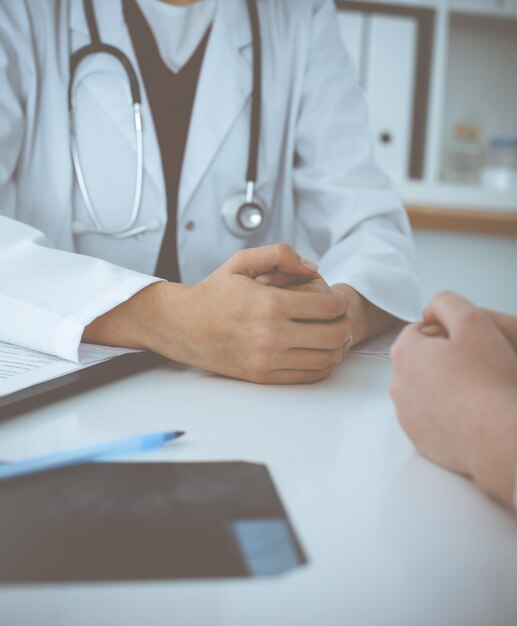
[405,205,517,235]
[400,181,517,212]
[336,0,517,229]
[401,181,517,234]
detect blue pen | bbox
[0,431,185,482]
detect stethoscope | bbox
[69,0,266,240]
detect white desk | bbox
[0,353,516,626]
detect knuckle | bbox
[326,297,343,319]
[274,243,293,258]
[232,249,247,263]
[333,325,349,347]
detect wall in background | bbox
[413,230,517,314]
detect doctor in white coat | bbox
[0,0,421,385]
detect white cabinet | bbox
[365,15,417,182]
[337,11,418,182]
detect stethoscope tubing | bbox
[69,0,265,239]
[245,0,261,188]
[69,72,145,238]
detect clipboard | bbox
[0,351,165,419]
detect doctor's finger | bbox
[256,367,335,386]
[284,318,353,351]
[225,244,319,280]
[273,347,343,371]
[276,290,348,321]
[255,272,310,287]
[286,279,332,294]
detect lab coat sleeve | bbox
[293,0,421,322]
[0,219,161,362]
[0,21,161,363]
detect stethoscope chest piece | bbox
[221,191,267,238]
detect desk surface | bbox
[0,353,516,626]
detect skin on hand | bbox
[256,271,398,347]
[84,244,353,385]
[390,291,517,509]
[481,309,517,351]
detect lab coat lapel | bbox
[178,1,253,216]
[68,0,166,202]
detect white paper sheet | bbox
[350,326,402,360]
[0,341,137,398]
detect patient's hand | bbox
[390,291,517,509]
[482,309,517,352]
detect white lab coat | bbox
[0,0,421,362]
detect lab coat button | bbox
[185,221,196,231]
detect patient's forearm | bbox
[470,394,517,510]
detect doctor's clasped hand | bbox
[84,244,362,385]
[0,0,422,380]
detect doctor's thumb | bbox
[225,243,319,279]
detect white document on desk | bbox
[0,341,137,398]
[350,326,401,360]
